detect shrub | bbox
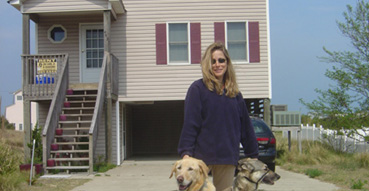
[351,179,367,189]
[305,168,323,178]
[27,123,42,164]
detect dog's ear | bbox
[169,161,180,179]
[238,162,255,172]
[197,159,209,177]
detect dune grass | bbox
[275,132,369,191]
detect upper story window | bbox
[155,23,201,65]
[168,23,189,65]
[226,21,248,63]
[17,95,22,101]
[214,21,260,63]
[48,25,67,43]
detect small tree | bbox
[27,123,42,164]
[301,0,369,142]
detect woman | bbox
[178,42,259,191]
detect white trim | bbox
[47,24,67,44]
[225,20,250,64]
[116,101,120,165]
[35,22,38,54]
[266,0,272,99]
[166,22,191,65]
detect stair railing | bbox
[89,52,109,173]
[41,54,69,173]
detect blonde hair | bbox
[201,42,239,98]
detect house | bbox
[8,0,271,174]
[5,90,38,131]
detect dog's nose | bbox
[177,176,184,183]
[275,173,281,180]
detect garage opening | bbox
[126,101,184,159]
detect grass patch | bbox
[0,128,89,190]
[93,155,116,173]
[275,131,369,190]
[351,179,367,190]
[0,128,27,191]
[305,168,323,178]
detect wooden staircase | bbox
[45,88,97,174]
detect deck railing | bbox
[22,54,68,99]
[41,54,69,172]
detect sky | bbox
[0,0,354,115]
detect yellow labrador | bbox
[170,157,215,191]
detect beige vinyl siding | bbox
[37,14,103,83]
[95,106,106,159]
[23,0,108,13]
[37,101,51,128]
[95,102,117,163]
[114,0,270,102]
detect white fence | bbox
[282,124,369,153]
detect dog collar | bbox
[243,169,270,189]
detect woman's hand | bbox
[183,155,190,159]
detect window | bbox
[19,124,23,131]
[226,22,248,62]
[168,23,189,64]
[48,25,67,43]
[17,95,22,101]
[214,21,260,63]
[86,29,104,68]
[155,23,201,65]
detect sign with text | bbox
[37,59,57,74]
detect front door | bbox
[80,24,104,83]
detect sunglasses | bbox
[211,58,227,64]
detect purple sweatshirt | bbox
[178,79,259,165]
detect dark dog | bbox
[224,158,281,191]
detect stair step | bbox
[51,150,89,154]
[55,127,90,130]
[61,114,93,117]
[46,166,89,170]
[67,100,96,103]
[51,157,89,161]
[63,107,95,110]
[55,134,89,138]
[59,121,92,124]
[66,94,97,98]
[55,142,89,145]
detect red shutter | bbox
[214,22,225,44]
[156,23,167,65]
[249,22,260,63]
[190,23,201,64]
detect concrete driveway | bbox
[69,158,342,191]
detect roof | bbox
[8,0,126,14]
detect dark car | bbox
[240,117,277,171]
